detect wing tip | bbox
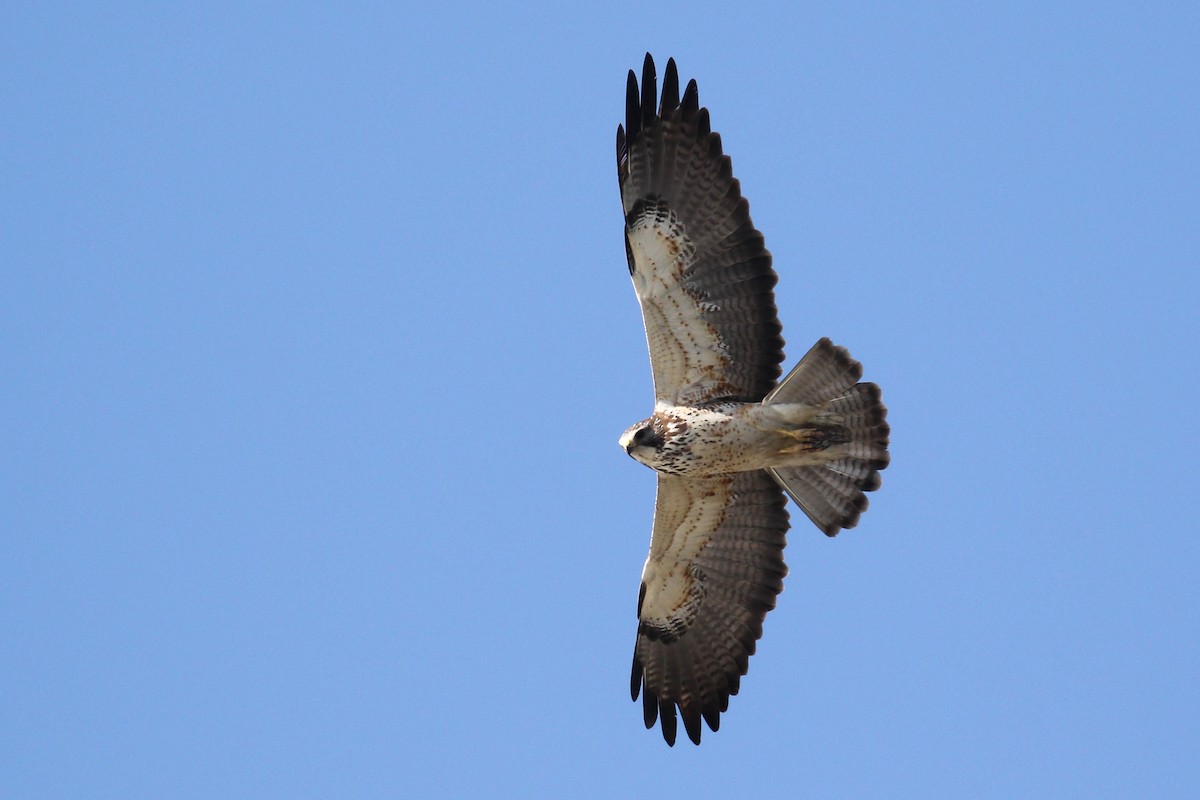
[640,53,657,128]
[625,69,641,141]
[649,695,727,746]
[622,55,697,145]
[682,78,699,113]
[661,57,680,115]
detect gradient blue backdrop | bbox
[4,3,1197,797]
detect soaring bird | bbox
[617,54,890,746]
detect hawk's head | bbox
[619,413,691,473]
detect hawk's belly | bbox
[644,403,774,476]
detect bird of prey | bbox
[617,54,890,746]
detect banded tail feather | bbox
[766,339,889,536]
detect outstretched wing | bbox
[617,54,784,406]
[631,470,789,745]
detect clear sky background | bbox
[3,3,1197,797]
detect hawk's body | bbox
[617,55,890,746]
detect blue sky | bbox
[3,2,1197,797]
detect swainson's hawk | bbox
[617,54,890,746]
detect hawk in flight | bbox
[617,54,890,745]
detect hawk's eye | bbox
[633,427,654,446]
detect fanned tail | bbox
[764,339,889,536]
